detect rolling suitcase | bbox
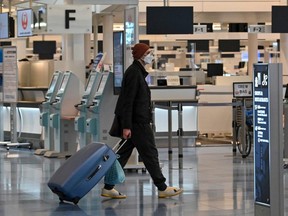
[47,142,119,204]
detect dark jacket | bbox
[115,60,152,129]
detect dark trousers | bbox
[105,123,167,191]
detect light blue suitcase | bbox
[47,142,117,204]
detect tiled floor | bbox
[0,145,286,216]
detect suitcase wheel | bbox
[72,198,79,205]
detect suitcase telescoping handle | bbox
[112,139,128,154]
[86,139,127,181]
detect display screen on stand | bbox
[113,31,124,95]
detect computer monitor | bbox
[238,61,246,69]
[187,40,209,52]
[207,63,223,77]
[0,13,9,39]
[33,40,56,59]
[272,6,288,33]
[218,40,240,52]
[146,6,194,34]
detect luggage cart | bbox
[232,82,253,158]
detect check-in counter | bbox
[3,87,47,146]
[150,85,198,167]
[18,87,47,105]
[18,60,54,87]
[150,85,198,136]
[148,70,205,86]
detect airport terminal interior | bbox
[2,0,288,215]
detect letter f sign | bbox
[65,9,76,29]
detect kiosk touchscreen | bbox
[36,71,64,155]
[74,71,102,148]
[45,71,83,158]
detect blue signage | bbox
[253,64,270,205]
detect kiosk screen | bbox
[97,74,108,94]
[59,75,69,92]
[85,74,95,93]
[47,75,58,94]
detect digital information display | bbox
[253,64,270,205]
[0,13,9,39]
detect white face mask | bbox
[143,53,154,65]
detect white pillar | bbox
[248,33,258,77]
[84,34,91,66]
[92,14,99,58]
[103,14,114,65]
[61,0,86,84]
[280,34,288,84]
[62,34,73,61]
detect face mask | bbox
[143,53,154,64]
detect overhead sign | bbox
[193,25,207,34]
[47,5,92,34]
[248,25,266,33]
[17,8,33,37]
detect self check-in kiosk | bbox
[86,72,118,145]
[44,71,83,158]
[86,72,146,171]
[35,71,64,155]
[74,71,102,148]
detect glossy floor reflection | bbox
[0,145,287,216]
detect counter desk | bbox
[2,87,47,146]
[150,85,198,168]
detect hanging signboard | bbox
[17,8,33,37]
[47,5,92,34]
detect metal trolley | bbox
[232,82,253,158]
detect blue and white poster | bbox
[253,64,270,205]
